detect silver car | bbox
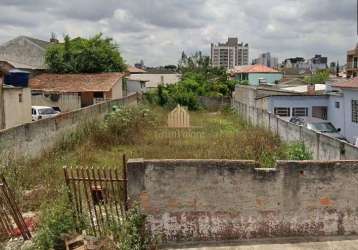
[289,117,348,142]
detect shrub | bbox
[30,189,83,250]
[286,142,313,160]
[112,205,154,250]
[99,105,157,146]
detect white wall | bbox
[111,79,123,99]
[340,89,358,143]
[130,73,181,88]
[3,87,31,128]
[267,95,329,117]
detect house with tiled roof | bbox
[0,36,54,73]
[30,73,125,111]
[229,64,283,85]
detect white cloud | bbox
[0,0,356,66]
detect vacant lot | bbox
[2,105,286,212]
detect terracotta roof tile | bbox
[30,73,125,93]
[332,77,358,89]
[230,64,280,74]
[127,66,146,73]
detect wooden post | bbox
[0,73,5,130]
[122,154,128,212]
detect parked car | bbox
[32,106,59,121]
[289,117,348,142]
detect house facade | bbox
[233,79,358,144]
[230,64,283,85]
[129,73,181,89]
[30,73,125,111]
[0,71,32,130]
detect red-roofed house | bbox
[30,73,125,111]
[230,64,283,85]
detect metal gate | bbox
[63,155,128,236]
[0,175,31,241]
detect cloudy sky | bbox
[0,0,357,66]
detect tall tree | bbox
[45,33,127,73]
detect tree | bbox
[45,33,127,73]
[304,69,330,84]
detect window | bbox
[93,92,104,98]
[292,107,308,117]
[274,107,290,117]
[335,102,340,108]
[354,57,358,68]
[18,93,23,103]
[352,100,358,123]
[312,106,328,120]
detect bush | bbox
[286,142,313,160]
[111,205,154,250]
[99,105,157,146]
[30,190,83,250]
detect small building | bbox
[230,64,283,85]
[347,44,358,78]
[0,70,32,129]
[0,36,53,74]
[129,68,181,90]
[30,73,125,111]
[233,79,358,143]
[126,76,148,95]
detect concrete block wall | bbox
[127,159,358,243]
[0,93,138,161]
[232,100,358,160]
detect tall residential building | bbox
[253,52,278,68]
[347,44,358,78]
[211,37,249,69]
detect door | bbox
[80,92,94,107]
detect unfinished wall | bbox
[3,87,32,129]
[0,93,138,161]
[31,93,81,112]
[197,96,231,111]
[232,100,358,160]
[127,159,358,243]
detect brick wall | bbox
[127,159,358,243]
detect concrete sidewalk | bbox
[164,236,358,250]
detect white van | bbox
[31,106,59,121]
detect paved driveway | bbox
[165,236,358,250]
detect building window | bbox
[18,93,23,103]
[335,102,340,108]
[352,100,358,123]
[354,58,358,69]
[312,106,328,120]
[93,92,104,98]
[292,107,308,117]
[274,107,290,117]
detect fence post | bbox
[122,154,128,212]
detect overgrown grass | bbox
[1,105,293,213]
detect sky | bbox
[0,0,357,67]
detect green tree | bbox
[304,69,330,84]
[45,33,127,73]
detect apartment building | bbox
[347,44,358,78]
[253,52,278,68]
[211,37,249,69]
